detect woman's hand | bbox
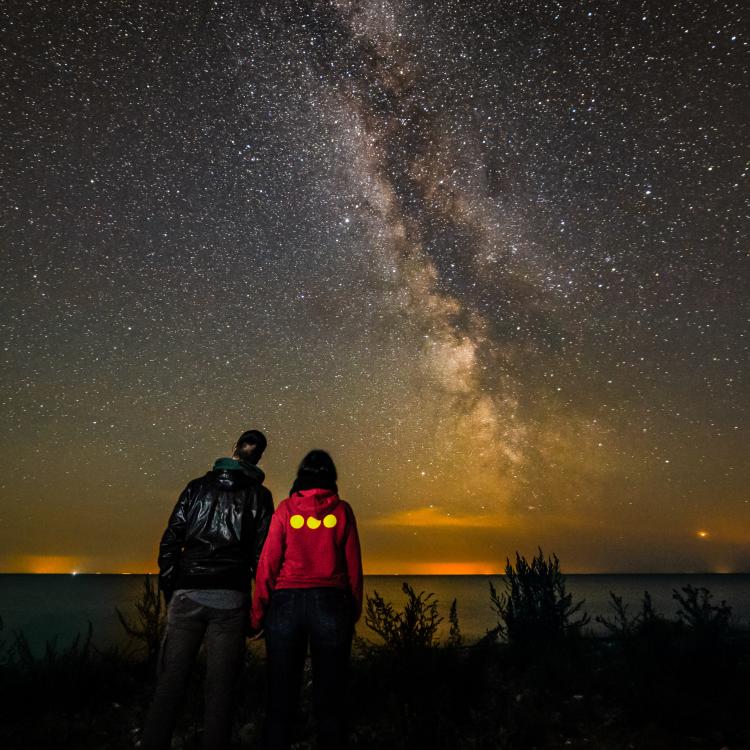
[246,627,264,641]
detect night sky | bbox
[2,0,748,574]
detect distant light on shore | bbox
[697,530,709,539]
[13,555,84,574]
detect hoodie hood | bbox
[212,457,265,483]
[286,488,340,516]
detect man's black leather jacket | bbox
[157,465,274,599]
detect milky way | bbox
[1,0,748,573]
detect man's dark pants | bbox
[141,593,246,750]
[263,587,354,750]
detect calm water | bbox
[1,574,749,653]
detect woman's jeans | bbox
[263,587,354,750]
[141,593,247,750]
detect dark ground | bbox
[1,619,749,749]
[3,569,749,749]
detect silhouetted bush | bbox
[0,619,145,750]
[115,574,166,663]
[447,598,463,647]
[673,583,732,638]
[364,581,443,649]
[590,582,750,743]
[638,590,660,628]
[596,591,639,638]
[596,590,665,639]
[12,622,94,675]
[489,548,589,645]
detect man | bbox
[142,429,274,750]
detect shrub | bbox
[364,582,442,649]
[489,548,589,645]
[10,622,93,674]
[673,584,732,637]
[447,598,463,647]
[640,590,659,627]
[596,590,659,638]
[115,573,166,663]
[596,591,639,638]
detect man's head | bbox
[233,429,267,465]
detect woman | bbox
[251,450,363,750]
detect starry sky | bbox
[1,0,748,574]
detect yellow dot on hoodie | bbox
[307,516,322,529]
[323,514,337,528]
[290,514,304,529]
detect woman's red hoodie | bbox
[250,488,363,630]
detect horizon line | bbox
[1,570,748,576]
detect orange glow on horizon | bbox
[0,555,160,575]
[16,555,83,574]
[404,562,500,575]
[363,560,500,575]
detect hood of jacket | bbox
[211,457,265,487]
[286,487,341,517]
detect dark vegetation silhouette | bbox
[364,581,443,649]
[1,554,749,749]
[447,598,462,647]
[489,548,590,644]
[114,573,165,665]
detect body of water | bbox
[1,574,748,653]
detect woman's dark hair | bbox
[234,429,267,464]
[290,449,338,493]
[297,450,337,482]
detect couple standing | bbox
[141,429,364,750]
